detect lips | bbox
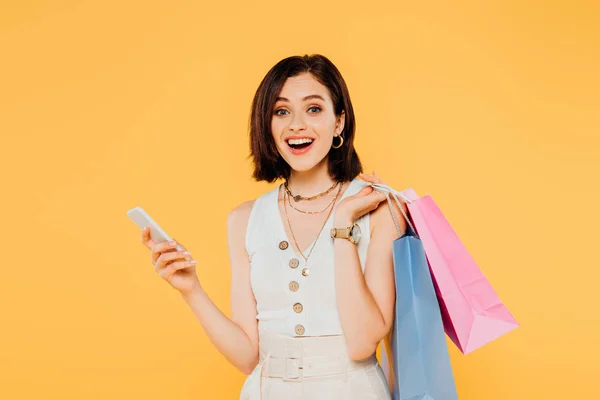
[285,136,315,155]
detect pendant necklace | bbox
[282,182,343,269]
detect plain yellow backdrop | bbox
[1,0,598,399]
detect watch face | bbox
[350,223,361,243]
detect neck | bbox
[286,157,339,196]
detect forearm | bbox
[180,286,258,374]
[334,217,388,360]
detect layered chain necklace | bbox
[284,179,338,202]
[282,181,343,267]
[287,181,342,214]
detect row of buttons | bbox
[280,240,307,336]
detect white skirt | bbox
[239,329,391,400]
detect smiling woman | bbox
[248,55,362,184]
[235,54,398,399]
[163,54,401,400]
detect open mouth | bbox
[286,138,314,150]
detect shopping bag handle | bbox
[370,183,413,204]
[370,183,417,238]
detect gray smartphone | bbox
[126,206,191,259]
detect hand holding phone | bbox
[127,206,199,294]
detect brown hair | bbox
[247,54,363,183]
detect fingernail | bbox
[169,241,176,245]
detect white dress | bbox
[240,176,392,400]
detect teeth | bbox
[287,138,314,145]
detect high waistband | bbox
[242,329,378,399]
[258,329,377,381]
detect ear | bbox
[335,110,346,135]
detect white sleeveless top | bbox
[245,176,372,337]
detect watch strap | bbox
[330,226,350,239]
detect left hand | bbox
[334,171,388,224]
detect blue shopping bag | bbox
[373,185,458,400]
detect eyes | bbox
[274,106,322,116]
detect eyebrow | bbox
[275,94,326,102]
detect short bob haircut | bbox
[248,54,363,183]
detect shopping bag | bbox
[375,187,458,400]
[374,183,519,355]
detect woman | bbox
[141,54,407,399]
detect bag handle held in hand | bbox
[370,183,417,238]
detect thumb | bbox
[369,188,387,203]
[356,186,374,197]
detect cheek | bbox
[271,119,284,137]
[308,115,336,132]
[270,121,279,139]
[270,124,287,155]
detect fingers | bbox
[158,259,198,279]
[356,186,374,197]
[145,234,178,264]
[359,170,384,184]
[167,239,191,260]
[359,188,386,207]
[140,227,197,284]
[365,187,387,209]
[371,189,387,203]
[141,226,155,249]
[155,249,193,270]
[151,240,178,256]
[354,185,387,204]
[351,187,388,220]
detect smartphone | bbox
[126,206,191,260]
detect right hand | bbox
[141,226,201,295]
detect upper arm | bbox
[363,195,408,336]
[226,200,259,353]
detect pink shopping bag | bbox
[392,186,519,354]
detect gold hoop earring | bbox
[332,134,344,149]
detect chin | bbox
[287,159,319,172]
[278,141,330,173]
[288,154,331,173]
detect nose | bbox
[288,111,307,132]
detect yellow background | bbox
[1,0,598,398]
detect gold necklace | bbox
[284,179,339,202]
[282,182,343,266]
[287,181,341,215]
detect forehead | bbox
[277,72,331,102]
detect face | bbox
[271,72,345,173]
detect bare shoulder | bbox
[370,191,408,237]
[226,199,256,268]
[227,199,256,228]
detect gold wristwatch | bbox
[330,223,361,245]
